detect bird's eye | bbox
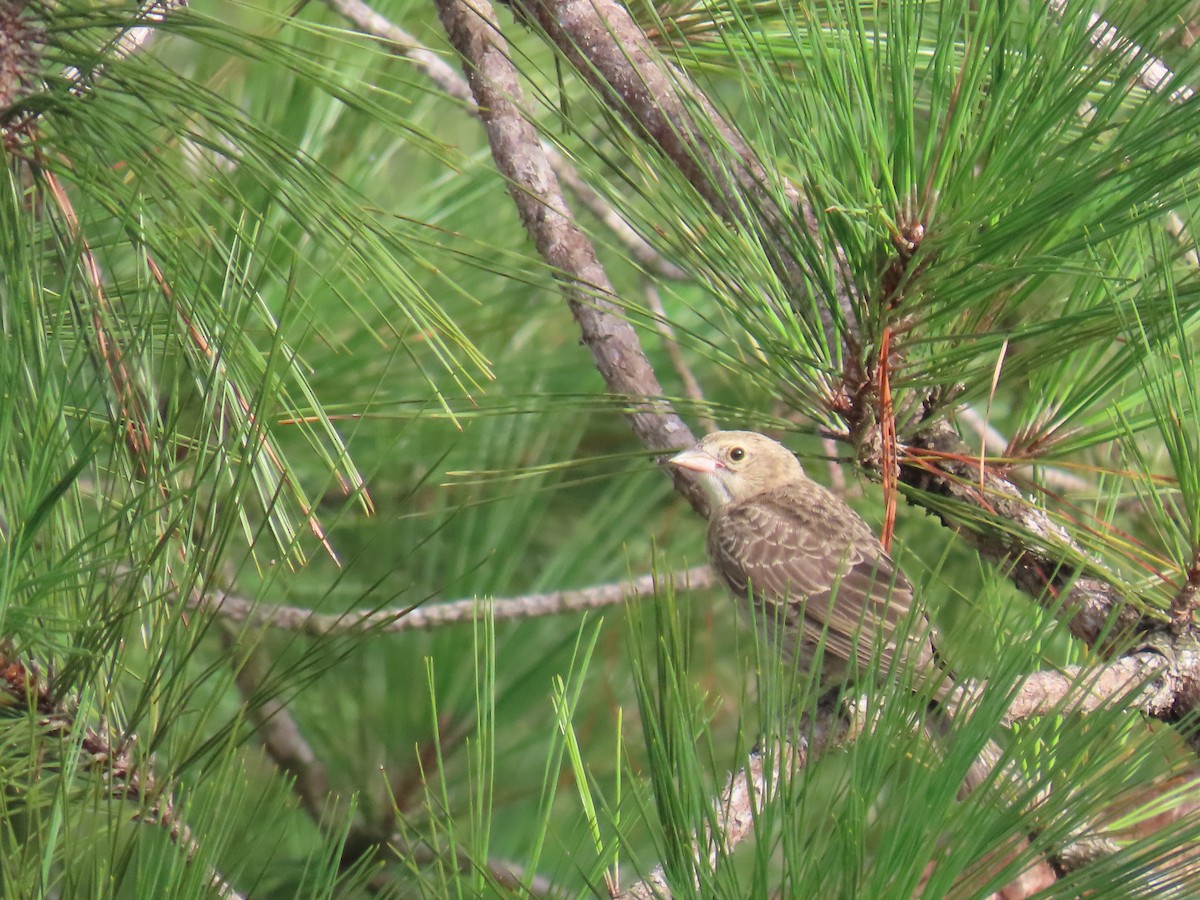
[729,447,745,462]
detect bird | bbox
[669,430,944,696]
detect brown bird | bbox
[670,430,943,695]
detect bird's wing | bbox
[707,484,920,674]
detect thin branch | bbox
[324,0,476,104]
[191,566,715,635]
[554,164,689,280]
[432,0,704,510]
[217,620,560,893]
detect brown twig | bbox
[877,326,898,550]
[555,165,690,281]
[218,622,334,824]
[192,565,715,635]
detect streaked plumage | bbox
[670,431,939,691]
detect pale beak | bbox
[669,448,720,473]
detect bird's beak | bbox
[669,448,720,473]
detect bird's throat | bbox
[698,473,734,515]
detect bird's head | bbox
[669,431,805,510]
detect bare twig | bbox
[325,0,475,103]
[192,566,715,635]
[218,619,561,892]
[555,164,689,280]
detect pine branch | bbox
[613,647,1196,900]
[483,0,1183,678]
